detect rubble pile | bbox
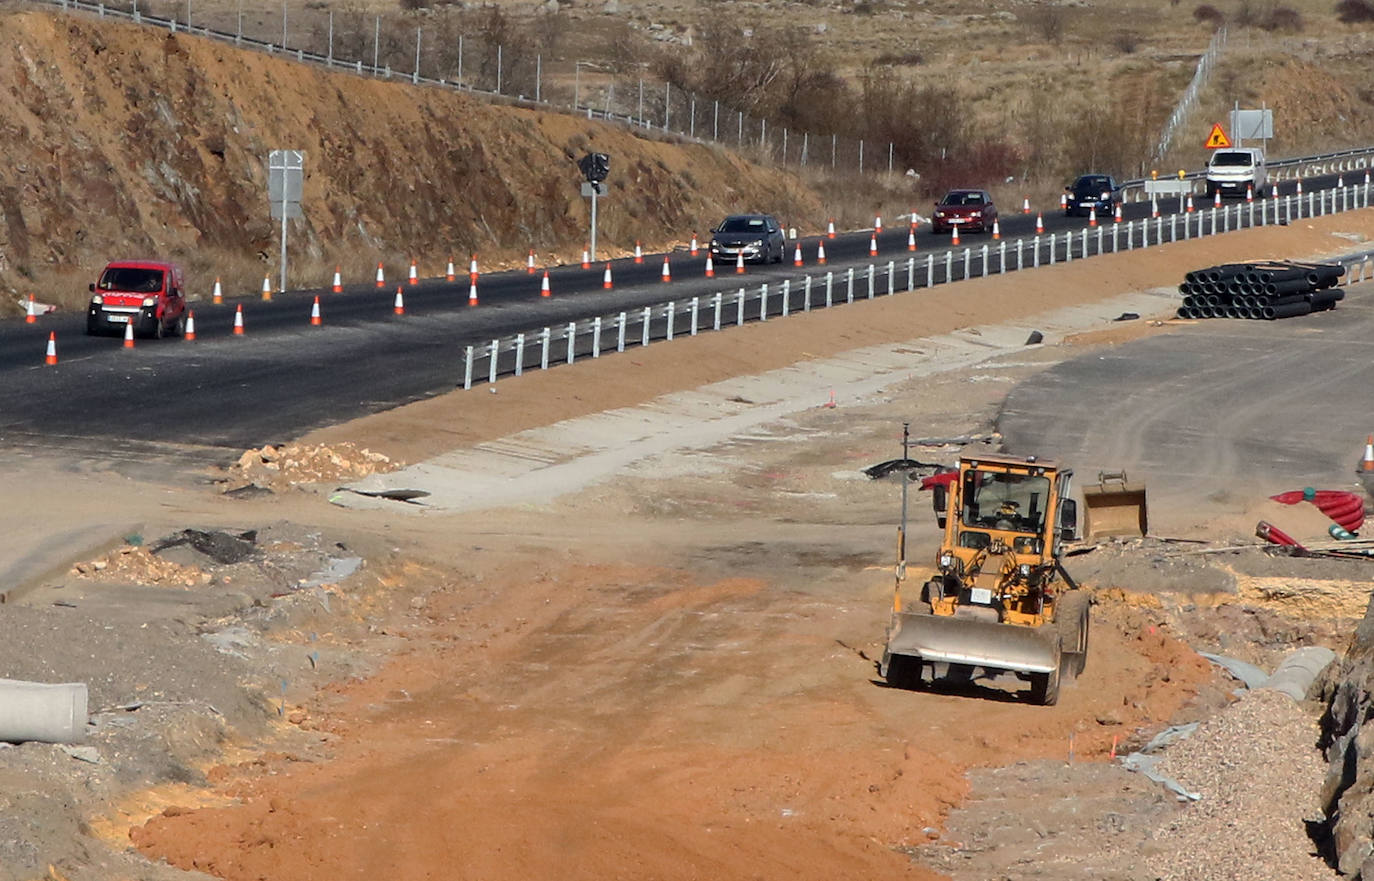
[224,442,399,492]
[71,546,210,588]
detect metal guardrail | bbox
[462,180,1374,390]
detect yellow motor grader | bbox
[881,450,1092,705]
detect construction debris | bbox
[70,546,210,587]
[223,442,399,493]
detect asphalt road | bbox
[998,281,1374,503]
[0,170,1349,457]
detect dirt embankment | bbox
[0,9,820,306]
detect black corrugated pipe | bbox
[1265,301,1313,319]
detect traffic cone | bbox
[184,311,196,341]
[1151,196,1160,218]
[1035,213,1045,234]
[661,255,672,282]
[1186,194,1195,213]
[1113,203,1123,223]
[991,218,1001,240]
[827,219,836,239]
[869,234,878,256]
[261,275,273,301]
[634,241,643,264]
[951,225,960,246]
[1363,435,1374,472]
[393,286,405,315]
[469,255,479,283]
[408,260,419,285]
[793,243,804,266]
[1059,193,1067,213]
[310,296,322,326]
[375,262,385,288]
[907,228,917,251]
[1272,185,1279,200]
[540,270,551,297]
[213,277,223,304]
[233,304,245,335]
[603,262,614,289]
[1339,175,1346,188]
[24,294,35,324]
[446,257,456,282]
[581,245,591,269]
[1089,206,1098,227]
[705,254,715,278]
[526,250,536,274]
[1213,191,1221,208]
[817,241,827,265]
[1246,186,1254,203]
[332,266,343,293]
[690,234,699,257]
[44,332,57,366]
[468,282,479,306]
[1297,179,1304,195]
[735,252,745,275]
[874,215,883,233]
[1022,196,1031,214]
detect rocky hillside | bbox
[1318,598,1374,877]
[0,10,822,307]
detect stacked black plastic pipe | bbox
[1176,260,1345,320]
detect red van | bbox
[86,261,188,338]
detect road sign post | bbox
[578,153,610,262]
[268,150,304,295]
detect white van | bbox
[1206,147,1266,198]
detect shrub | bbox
[1111,30,1141,53]
[1193,3,1225,23]
[1021,4,1070,41]
[872,50,925,66]
[1337,0,1374,22]
[1261,5,1303,30]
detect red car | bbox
[86,260,188,338]
[931,189,998,234]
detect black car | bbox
[709,214,786,264]
[1064,174,1122,217]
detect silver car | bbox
[709,214,786,264]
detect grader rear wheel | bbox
[1055,591,1091,679]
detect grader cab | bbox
[881,452,1090,705]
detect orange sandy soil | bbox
[126,213,1374,880]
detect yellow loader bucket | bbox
[1083,471,1148,539]
[883,611,1060,675]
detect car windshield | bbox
[98,267,164,293]
[1211,152,1254,167]
[1074,177,1110,191]
[961,469,1051,533]
[718,217,767,233]
[941,192,984,206]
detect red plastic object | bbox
[1270,489,1366,534]
[920,471,959,491]
[1256,520,1305,549]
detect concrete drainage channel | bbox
[462,184,1374,391]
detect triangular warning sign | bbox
[1205,123,1232,149]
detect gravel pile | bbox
[224,442,398,492]
[71,545,209,587]
[1145,688,1337,881]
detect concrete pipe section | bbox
[0,679,88,743]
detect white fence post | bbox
[565,324,576,364]
[464,345,474,389]
[514,333,524,375]
[541,327,551,369]
[641,306,652,346]
[617,312,627,351]
[488,339,499,383]
[690,296,700,333]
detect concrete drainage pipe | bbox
[0,679,88,743]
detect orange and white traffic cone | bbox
[907,227,917,251]
[213,277,224,304]
[408,260,419,286]
[1113,203,1123,223]
[1035,213,1045,234]
[123,321,135,349]
[603,262,614,289]
[233,304,245,335]
[817,242,827,265]
[24,294,36,324]
[874,215,883,234]
[1186,194,1195,213]
[375,262,385,288]
[446,257,456,282]
[1271,185,1279,201]
[705,254,715,278]
[1022,196,1031,214]
[468,282,479,306]
[869,234,878,256]
[690,234,699,257]
[1363,435,1374,472]
[540,271,551,298]
[661,255,672,282]
[634,241,643,264]
[1059,193,1068,213]
[184,311,196,341]
[310,296,322,326]
[1246,186,1254,203]
[1151,197,1160,219]
[991,218,1001,240]
[393,286,405,315]
[526,250,536,274]
[332,266,343,293]
[1088,206,1098,228]
[44,332,57,366]
[1213,191,1222,208]
[469,255,479,283]
[827,218,836,239]
[735,252,745,275]
[261,275,273,301]
[581,245,591,269]
[793,243,804,266]
[951,225,960,246]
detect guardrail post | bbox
[867,265,875,299]
[736,289,746,325]
[779,281,790,316]
[592,316,602,356]
[1127,220,1134,251]
[1048,233,1056,265]
[907,256,917,288]
[1142,217,1149,248]
[541,327,551,369]
[665,302,675,339]
[1223,204,1230,232]
[464,345,474,389]
[1033,236,1040,268]
[1309,191,1315,217]
[617,312,627,351]
[1015,240,1023,271]
[803,276,813,310]
[760,285,769,320]
[1111,223,1118,252]
[887,261,896,294]
[565,324,576,364]
[1091,227,1098,258]
[927,254,935,286]
[690,296,701,332]
[945,250,953,281]
[825,273,834,308]
[514,333,525,375]
[1065,233,1072,263]
[489,339,500,383]
[997,243,1005,275]
[846,268,855,303]
[979,247,987,279]
[963,247,971,279]
[642,306,652,346]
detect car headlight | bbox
[90,295,103,304]
[934,210,945,218]
[142,297,157,307]
[939,552,953,568]
[969,211,982,217]
[750,239,763,248]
